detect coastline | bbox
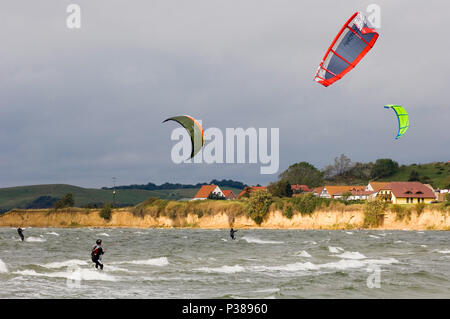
[0,206,448,230]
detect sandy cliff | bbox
[0,207,448,230]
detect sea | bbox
[0,228,449,298]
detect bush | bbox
[290,193,327,215]
[363,199,387,228]
[54,193,75,209]
[99,204,112,221]
[391,204,411,221]
[246,190,273,225]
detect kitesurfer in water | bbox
[91,239,105,270]
[230,228,238,240]
[17,227,24,241]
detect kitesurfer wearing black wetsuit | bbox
[91,239,105,270]
[17,227,24,241]
[230,228,238,240]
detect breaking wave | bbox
[112,257,169,266]
[241,236,284,244]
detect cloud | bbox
[0,0,448,188]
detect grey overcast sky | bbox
[0,0,449,188]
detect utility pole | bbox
[112,177,117,207]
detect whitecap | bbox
[25,236,46,242]
[97,233,110,237]
[345,232,353,235]
[113,257,169,266]
[369,235,380,239]
[13,268,117,281]
[333,251,367,260]
[46,232,60,236]
[242,236,284,244]
[328,246,344,253]
[296,250,311,258]
[196,265,245,274]
[437,250,450,254]
[40,259,88,269]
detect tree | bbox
[334,154,352,176]
[54,193,75,209]
[408,170,420,181]
[246,190,273,225]
[267,180,293,198]
[371,159,399,179]
[99,204,112,221]
[278,162,324,188]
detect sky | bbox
[0,0,449,188]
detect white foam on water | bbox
[437,250,450,254]
[25,236,46,242]
[333,251,367,260]
[97,233,110,237]
[328,246,344,253]
[113,257,169,266]
[221,238,228,242]
[395,240,405,243]
[196,265,245,274]
[40,259,88,269]
[45,232,59,236]
[420,245,427,248]
[13,268,118,281]
[296,250,312,258]
[242,236,284,244]
[369,235,380,239]
[0,259,8,273]
[250,257,399,273]
[344,232,353,235]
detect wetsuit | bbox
[17,228,24,241]
[91,244,105,270]
[230,229,237,240]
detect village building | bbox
[291,184,312,193]
[237,186,267,199]
[376,182,436,204]
[222,190,237,200]
[319,185,366,199]
[192,185,225,200]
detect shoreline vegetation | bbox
[1,193,449,230]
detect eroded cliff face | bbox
[0,207,448,230]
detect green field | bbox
[0,184,243,211]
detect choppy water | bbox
[0,228,449,298]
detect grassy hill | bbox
[0,184,243,211]
[376,162,450,188]
[326,162,449,188]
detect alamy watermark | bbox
[366,264,381,289]
[66,265,82,288]
[170,122,279,175]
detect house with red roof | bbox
[222,190,237,200]
[319,185,366,199]
[291,184,312,193]
[192,185,225,200]
[376,182,436,204]
[237,186,267,199]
